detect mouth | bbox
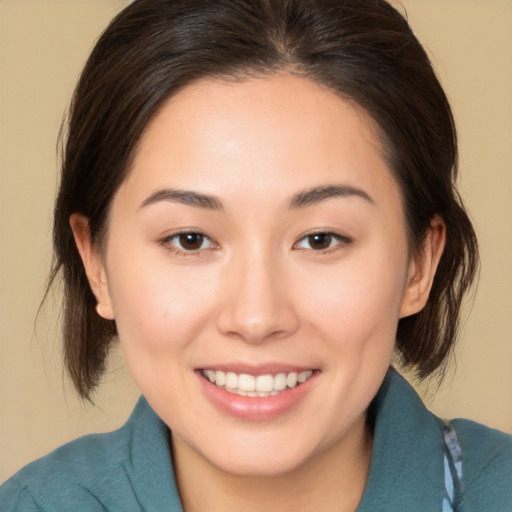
[200,369,315,397]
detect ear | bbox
[69,213,115,320]
[400,215,446,318]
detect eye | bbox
[294,232,351,252]
[162,231,217,253]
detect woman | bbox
[1,0,511,510]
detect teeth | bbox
[225,372,238,389]
[298,370,312,383]
[255,374,273,392]
[286,372,298,387]
[274,373,287,391]
[215,370,226,386]
[202,369,314,396]
[238,374,255,392]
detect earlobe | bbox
[400,216,446,319]
[69,214,115,320]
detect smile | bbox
[201,369,314,397]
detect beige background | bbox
[1,0,511,483]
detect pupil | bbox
[309,233,331,250]
[179,233,203,250]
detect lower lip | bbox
[196,371,318,421]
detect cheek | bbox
[104,250,222,403]
[297,247,408,347]
[105,244,219,354]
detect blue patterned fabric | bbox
[442,421,463,512]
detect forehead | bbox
[120,74,401,212]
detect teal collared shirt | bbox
[2,370,511,511]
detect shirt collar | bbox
[357,369,445,510]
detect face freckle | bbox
[99,74,417,478]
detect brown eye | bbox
[307,233,333,250]
[179,233,205,250]
[163,231,216,253]
[294,232,351,252]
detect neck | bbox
[172,414,373,512]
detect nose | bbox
[216,249,300,344]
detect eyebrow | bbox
[289,184,374,209]
[140,188,224,211]
[139,183,374,212]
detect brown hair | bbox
[50,0,478,399]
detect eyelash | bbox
[293,231,353,254]
[159,230,352,256]
[160,231,218,256]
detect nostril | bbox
[215,260,300,342]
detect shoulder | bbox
[0,398,151,512]
[452,418,512,511]
[0,428,131,511]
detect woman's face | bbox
[78,75,435,477]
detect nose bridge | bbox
[216,241,299,343]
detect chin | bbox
[207,449,313,478]
[178,426,327,479]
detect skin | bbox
[71,75,445,511]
